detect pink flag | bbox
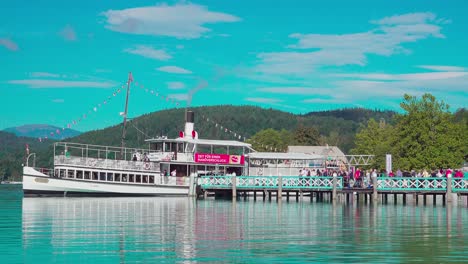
[128,72,134,83]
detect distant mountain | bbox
[3,124,81,139]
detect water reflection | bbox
[18,196,468,263]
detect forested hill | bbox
[69,105,395,152]
[0,105,398,179]
[304,108,396,124]
[0,131,55,180]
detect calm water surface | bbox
[1,185,467,263]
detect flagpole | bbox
[120,72,132,159]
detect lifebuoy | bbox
[144,162,151,170]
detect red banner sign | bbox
[194,153,245,165]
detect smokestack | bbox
[184,110,195,138]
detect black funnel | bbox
[186,111,194,123]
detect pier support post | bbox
[332,175,337,202]
[299,190,303,201]
[446,175,453,203]
[277,176,283,201]
[232,175,237,200]
[372,175,378,203]
[188,173,196,197]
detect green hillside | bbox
[2,105,392,180]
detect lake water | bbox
[1,185,467,263]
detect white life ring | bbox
[144,162,151,170]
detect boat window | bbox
[150,143,163,151]
[99,172,106,181]
[76,170,83,179]
[84,171,90,180]
[107,172,113,181]
[60,169,66,178]
[67,170,75,178]
[115,173,121,182]
[164,142,171,152]
[129,174,135,182]
[54,169,59,177]
[149,176,154,184]
[122,174,127,182]
[92,171,98,180]
[143,175,148,183]
[177,143,184,153]
[136,174,141,183]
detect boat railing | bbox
[54,142,154,162]
[54,155,158,172]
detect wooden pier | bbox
[198,175,468,206]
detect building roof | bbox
[287,146,346,157]
[247,152,324,160]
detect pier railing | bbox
[200,176,468,193]
[376,177,447,192]
[199,176,342,190]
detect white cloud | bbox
[124,45,171,60]
[157,66,192,74]
[8,79,114,88]
[59,25,77,41]
[167,81,185,89]
[245,97,282,103]
[255,12,447,75]
[176,44,184,49]
[371,12,440,25]
[335,71,468,81]
[168,94,188,101]
[0,38,19,51]
[258,87,330,95]
[417,65,466,72]
[30,72,60,78]
[102,3,240,39]
[52,99,64,103]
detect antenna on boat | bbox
[120,72,133,158]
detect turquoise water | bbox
[1,185,467,263]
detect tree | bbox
[350,118,393,169]
[293,125,321,145]
[392,93,466,170]
[247,128,291,152]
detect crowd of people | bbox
[298,167,467,188]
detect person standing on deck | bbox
[354,168,361,187]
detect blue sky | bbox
[1,0,467,132]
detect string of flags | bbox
[200,114,287,152]
[37,82,126,142]
[133,80,182,107]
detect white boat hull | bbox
[23,167,189,197]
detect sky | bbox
[1,0,467,133]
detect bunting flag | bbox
[37,82,126,142]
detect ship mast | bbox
[120,72,133,158]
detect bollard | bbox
[372,175,378,203]
[446,175,452,203]
[232,174,237,200]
